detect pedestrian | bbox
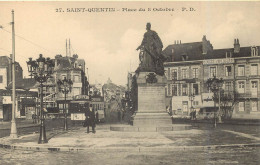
[190,111,193,120]
[193,109,196,120]
[95,110,99,124]
[43,107,48,119]
[117,109,122,122]
[84,106,96,133]
[32,114,35,123]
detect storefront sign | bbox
[92,98,102,102]
[203,58,234,65]
[74,95,89,100]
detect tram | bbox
[69,95,90,121]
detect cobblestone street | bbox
[0,146,259,165]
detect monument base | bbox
[133,112,172,126]
[110,124,192,132]
[132,72,172,128]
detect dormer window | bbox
[74,62,78,68]
[182,55,188,61]
[251,46,259,56]
[226,52,232,58]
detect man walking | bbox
[85,105,96,133]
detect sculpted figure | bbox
[136,23,165,75]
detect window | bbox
[182,101,188,112]
[193,101,199,106]
[172,84,178,96]
[238,65,245,76]
[0,75,3,83]
[182,84,188,96]
[193,84,199,95]
[167,84,171,96]
[251,64,258,75]
[59,104,63,109]
[252,101,258,112]
[225,66,232,76]
[210,67,216,77]
[239,102,245,112]
[238,81,245,93]
[181,69,187,79]
[171,69,178,80]
[182,55,188,61]
[61,75,66,80]
[167,68,170,80]
[74,75,80,82]
[251,81,258,89]
[193,68,199,78]
[225,82,232,91]
[251,46,259,56]
[251,81,258,97]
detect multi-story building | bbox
[0,55,23,89]
[163,36,260,119]
[0,55,37,121]
[164,36,213,116]
[38,54,88,114]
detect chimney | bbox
[180,40,181,44]
[172,48,174,62]
[73,54,78,59]
[234,38,240,53]
[202,35,207,55]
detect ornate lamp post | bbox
[57,77,73,131]
[189,92,195,120]
[206,76,224,128]
[27,54,54,144]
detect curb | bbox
[0,142,259,152]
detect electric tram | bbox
[69,95,91,121]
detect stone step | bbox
[110,124,192,132]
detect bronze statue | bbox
[136,23,166,75]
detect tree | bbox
[213,89,239,120]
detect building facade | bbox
[0,55,23,89]
[40,54,88,114]
[163,37,260,119]
[0,55,37,121]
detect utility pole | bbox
[66,39,68,57]
[10,9,18,138]
[69,39,71,57]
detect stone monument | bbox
[110,23,191,132]
[133,23,171,129]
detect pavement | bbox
[0,123,259,152]
[0,119,39,130]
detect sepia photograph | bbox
[0,1,259,164]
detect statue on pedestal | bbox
[136,23,166,76]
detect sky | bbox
[0,1,260,86]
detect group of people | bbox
[83,106,99,133]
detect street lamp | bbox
[27,54,54,144]
[189,92,195,120]
[57,77,73,131]
[206,75,224,128]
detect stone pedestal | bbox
[133,72,172,126]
